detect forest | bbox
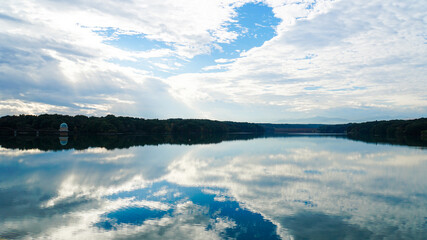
[1,115,426,141]
[0,114,265,135]
[346,118,427,138]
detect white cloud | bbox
[0,0,425,121]
[214,58,236,64]
[165,0,427,121]
[0,0,256,119]
[0,99,71,116]
[6,0,245,59]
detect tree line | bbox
[0,114,265,135]
[346,118,427,138]
[1,114,425,140]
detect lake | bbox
[0,135,426,239]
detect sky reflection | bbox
[0,136,426,239]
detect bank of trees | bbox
[2,114,425,139]
[347,118,427,138]
[0,114,264,135]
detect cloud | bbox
[214,58,236,64]
[165,0,427,121]
[7,0,245,59]
[0,27,194,117]
[0,0,255,119]
[0,0,426,121]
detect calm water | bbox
[0,135,426,239]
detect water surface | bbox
[0,135,426,239]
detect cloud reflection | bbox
[0,136,426,239]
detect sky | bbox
[0,0,426,123]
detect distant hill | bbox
[276,116,349,124]
[259,123,350,134]
[259,123,322,133]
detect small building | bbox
[59,123,68,133]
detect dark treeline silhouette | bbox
[347,118,427,138]
[1,114,426,149]
[344,118,427,147]
[261,119,426,138]
[0,114,264,135]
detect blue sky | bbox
[0,0,426,123]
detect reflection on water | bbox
[59,136,68,146]
[0,135,426,239]
[0,133,263,151]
